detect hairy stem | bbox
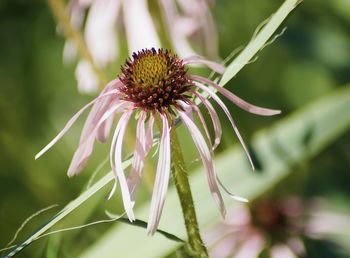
[170,129,209,257]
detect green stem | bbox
[48,0,108,87]
[170,129,209,258]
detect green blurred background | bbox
[1,0,350,257]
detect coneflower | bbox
[36,48,280,234]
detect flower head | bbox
[36,48,280,234]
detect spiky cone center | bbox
[119,48,190,111]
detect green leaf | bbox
[78,85,350,258]
[219,0,301,86]
[2,166,120,258]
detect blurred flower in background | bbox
[204,197,350,258]
[64,0,218,94]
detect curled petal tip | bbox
[67,170,76,178]
[269,109,282,116]
[234,196,249,203]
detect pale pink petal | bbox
[75,60,99,94]
[69,0,88,29]
[307,211,350,237]
[84,0,121,67]
[234,233,265,258]
[67,134,95,177]
[147,114,171,235]
[192,81,255,170]
[191,91,222,149]
[159,0,195,57]
[63,39,77,65]
[192,75,281,116]
[185,100,211,147]
[96,115,114,143]
[111,109,135,221]
[183,55,225,74]
[271,244,298,258]
[216,176,248,203]
[180,100,194,120]
[174,17,199,37]
[177,0,218,57]
[145,114,155,152]
[209,234,237,258]
[107,181,118,200]
[197,0,218,57]
[67,101,128,176]
[128,115,154,202]
[128,112,147,203]
[80,79,122,143]
[179,109,226,217]
[35,89,119,160]
[123,0,160,54]
[204,224,236,248]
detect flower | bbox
[204,197,350,258]
[36,48,280,234]
[64,0,218,93]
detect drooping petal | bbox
[183,55,225,74]
[35,89,119,160]
[84,0,121,67]
[110,109,135,221]
[75,60,99,94]
[67,134,95,177]
[192,75,281,116]
[180,100,194,120]
[271,244,298,258]
[96,115,114,143]
[176,0,218,57]
[192,81,255,170]
[145,114,155,152]
[147,114,171,235]
[63,39,77,65]
[209,234,239,258]
[158,0,195,58]
[127,112,147,203]
[216,176,248,203]
[67,101,129,176]
[196,0,218,58]
[234,233,265,258]
[179,109,226,217]
[184,100,212,148]
[191,91,222,150]
[80,79,122,143]
[123,0,160,54]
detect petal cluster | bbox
[64,0,218,93]
[36,48,280,234]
